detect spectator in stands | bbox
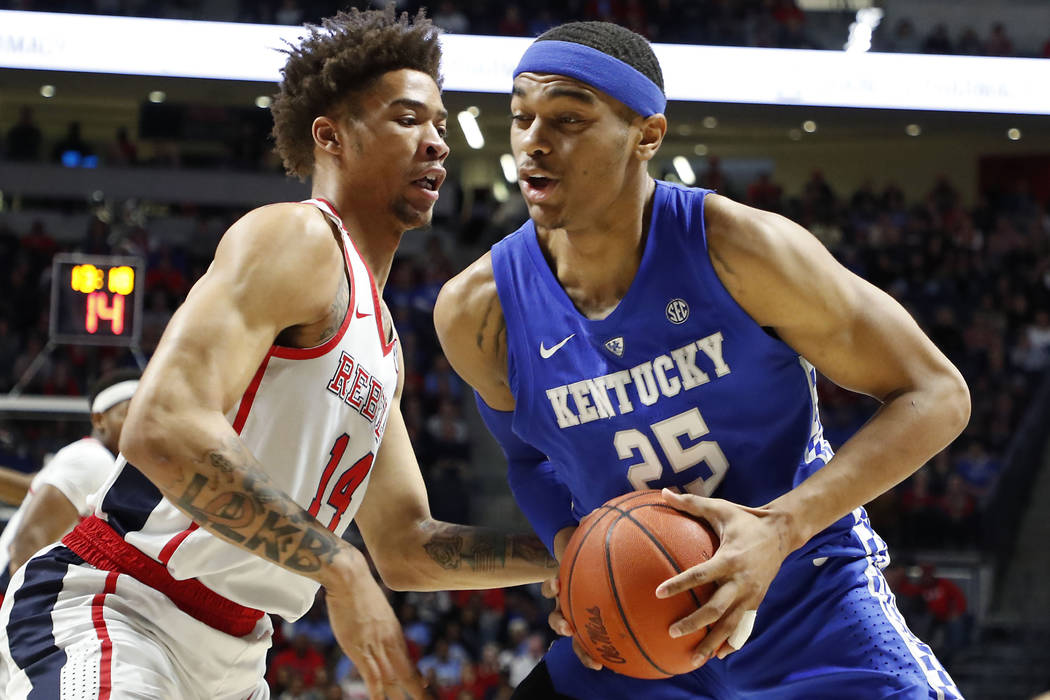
[983,22,1015,56]
[1025,310,1050,362]
[51,121,94,164]
[955,26,983,55]
[937,472,978,549]
[267,633,326,691]
[506,632,545,688]
[877,17,922,53]
[274,0,303,25]
[921,23,954,54]
[432,0,470,34]
[746,171,783,213]
[418,638,464,690]
[106,126,138,166]
[5,106,42,162]
[899,564,970,665]
[954,438,1002,506]
[497,4,527,36]
[283,594,336,651]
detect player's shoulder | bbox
[220,202,333,258]
[434,252,510,397]
[212,202,343,287]
[46,437,112,470]
[434,251,499,337]
[702,192,791,261]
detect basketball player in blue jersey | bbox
[435,21,970,700]
[0,9,557,700]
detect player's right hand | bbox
[326,577,425,699]
[542,575,603,671]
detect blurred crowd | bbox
[2,167,1048,695]
[265,580,554,699]
[3,0,1050,57]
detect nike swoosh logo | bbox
[539,334,575,359]
[355,307,372,319]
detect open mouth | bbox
[526,176,554,191]
[412,175,439,191]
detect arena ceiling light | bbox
[457,110,484,149]
[148,90,166,103]
[499,154,517,183]
[2,10,1049,115]
[672,156,696,186]
[39,84,55,98]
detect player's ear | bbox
[312,115,342,155]
[634,113,667,163]
[90,412,107,438]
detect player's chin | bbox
[394,200,434,230]
[527,202,567,230]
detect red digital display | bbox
[50,255,144,346]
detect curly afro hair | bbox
[271,6,442,180]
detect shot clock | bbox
[50,254,145,346]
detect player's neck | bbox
[537,178,656,320]
[310,186,402,293]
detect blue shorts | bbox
[547,542,961,699]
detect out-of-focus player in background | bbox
[0,369,137,598]
[0,8,556,700]
[436,21,971,699]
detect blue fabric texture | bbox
[513,40,667,117]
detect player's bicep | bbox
[708,196,956,401]
[132,205,337,417]
[434,256,514,410]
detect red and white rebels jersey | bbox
[92,198,399,620]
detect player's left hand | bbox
[654,488,793,667]
[542,575,604,671]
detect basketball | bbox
[558,490,719,679]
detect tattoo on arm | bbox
[421,524,556,573]
[172,436,343,575]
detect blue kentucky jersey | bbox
[492,181,871,558]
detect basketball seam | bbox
[606,502,712,677]
[604,508,675,677]
[563,504,621,655]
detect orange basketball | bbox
[558,489,719,679]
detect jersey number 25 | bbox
[615,407,728,497]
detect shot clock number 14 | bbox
[50,254,144,346]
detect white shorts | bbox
[0,544,273,699]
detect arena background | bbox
[1,1,1049,698]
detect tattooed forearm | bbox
[510,534,558,568]
[421,523,557,577]
[171,437,344,575]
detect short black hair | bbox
[535,21,664,93]
[271,6,443,180]
[88,368,142,411]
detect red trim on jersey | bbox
[158,522,199,566]
[314,198,397,357]
[270,200,357,360]
[232,350,275,433]
[64,516,264,638]
[92,570,118,700]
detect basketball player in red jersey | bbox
[0,9,556,700]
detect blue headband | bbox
[513,40,666,118]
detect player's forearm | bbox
[9,520,66,573]
[390,519,558,591]
[0,466,33,505]
[122,415,367,593]
[766,372,970,552]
